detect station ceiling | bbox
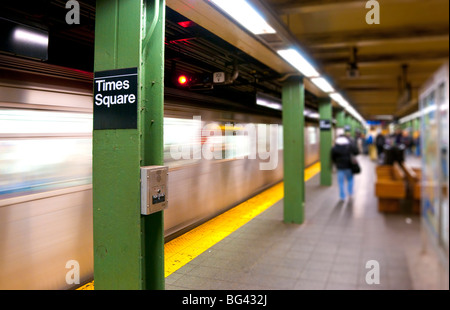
[1,0,448,121]
[262,0,449,120]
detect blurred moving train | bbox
[0,56,321,289]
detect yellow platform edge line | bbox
[77,162,321,290]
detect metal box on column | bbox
[141,166,168,215]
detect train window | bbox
[0,108,92,198]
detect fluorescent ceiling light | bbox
[13,28,48,47]
[330,93,349,109]
[399,105,441,124]
[277,49,319,78]
[330,92,366,123]
[399,111,421,124]
[210,0,276,35]
[256,98,282,111]
[311,77,334,93]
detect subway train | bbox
[0,55,321,289]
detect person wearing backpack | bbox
[332,133,360,202]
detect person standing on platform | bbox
[332,132,360,202]
[401,130,413,156]
[375,131,385,158]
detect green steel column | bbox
[351,118,356,138]
[336,110,346,129]
[93,0,165,290]
[345,114,351,131]
[141,0,166,291]
[345,115,352,137]
[413,118,420,131]
[319,98,332,186]
[282,76,305,224]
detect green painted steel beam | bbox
[282,76,305,224]
[93,0,166,290]
[319,98,332,186]
[351,117,356,138]
[140,0,166,291]
[336,110,346,129]
[345,115,353,138]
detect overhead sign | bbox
[94,67,138,130]
[320,120,332,131]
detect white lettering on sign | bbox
[93,68,138,130]
[95,79,130,92]
[94,78,135,108]
[95,93,136,108]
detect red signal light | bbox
[178,75,188,85]
[177,21,195,28]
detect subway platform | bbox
[164,155,442,290]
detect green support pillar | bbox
[345,115,353,138]
[413,118,420,131]
[336,110,346,129]
[282,76,305,224]
[319,98,332,186]
[351,118,357,138]
[93,0,166,290]
[345,114,351,133]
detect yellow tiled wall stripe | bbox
[77,162,321,290]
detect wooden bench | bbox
[401,163,422,214]
[375,162,407,212]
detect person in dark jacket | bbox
[331,134,359,201]
[375,132,385,157]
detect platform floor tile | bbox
[166,156,431,290]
